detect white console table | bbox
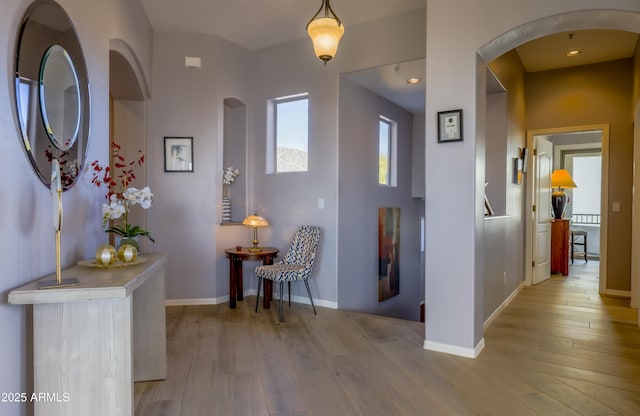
[9,253,167,416]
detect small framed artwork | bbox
[512,157,522,184]
[484,195,494,216]
[164,136,194,172]
[520,147,529,173]
[437,109,463,143]
[484,181,494,216]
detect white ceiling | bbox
[516,29,639,72]
[343,59,426,114]
[138,2,639,113]
[139,0,426,52]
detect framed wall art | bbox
[164,136,194,172]
[378,207,400,301]
[437,109,463,143]
[484,181,494,215]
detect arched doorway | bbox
[477,11,640,323]
[109,40,150,250]
[424,2,640,358]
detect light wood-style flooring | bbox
[135,261,640,415]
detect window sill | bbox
[220,221,243,226]
[484,215,510,221]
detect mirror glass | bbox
[14,0,90,190]
[39,45,81,151]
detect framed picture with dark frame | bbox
[437,109,463,143]
[164,136,194,172]
[520,147,529,173]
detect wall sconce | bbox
[551,169,577,219]
[306,0,344,65]
[242,212,270,252]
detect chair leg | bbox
[304,280,317,315]
[255,277,262,313]
[288,281,291,306]
[279,281,284,322]
[571,232,575,264]
[584,233,588,262]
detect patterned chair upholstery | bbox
[254,225,320,322]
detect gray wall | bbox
[138,10,426,308]
[146,31,257,302]
[0,0,152,413]
[223,100,247,223]
[482,50,527,322]
[148,31,222,300]
[338,78,423,320]
[249,10,425,307]
[412,113,426,198]
[485,91,507,216]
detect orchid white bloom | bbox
[91,144,155,244]
[137,186,153,209]
[102,200,126,223]
[123,188,137,202]
[123,187,154,209]
[223,167,240,185]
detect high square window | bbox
[379,115,397,186]
[267,94,309,173]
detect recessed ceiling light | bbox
[566,50,581,57]
[406,77,422,84]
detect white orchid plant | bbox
[223,166,240,185]
[101,187,155,242]
[91,142,155,243]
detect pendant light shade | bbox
[307,0,344,64]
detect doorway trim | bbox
[633,104,640,311]
[524,124,609,292]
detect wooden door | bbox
[532,136,553,285]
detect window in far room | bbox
[267,93,309,173]
[378,115,397,186]
[564,151,602,224]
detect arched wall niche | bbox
[222,97,247,224]
[109,38,150,100]
[108,38,149,249]
[110,50,144,101]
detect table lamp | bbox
[551,169,577,219]
[242,212,269,252]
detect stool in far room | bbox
[570,229,588,263]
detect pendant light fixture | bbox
[306,0,344,64]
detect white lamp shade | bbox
[307,17,344,62]
[242,213,269,227]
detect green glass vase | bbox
[116,236,140,253]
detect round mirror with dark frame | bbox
[14,0,90,190]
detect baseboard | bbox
[270,291,338,309]
[423,338,485,359]
[483,281,524,330]
[165,289,338,309]
[603,289,631,298]
[165,297,225,306]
